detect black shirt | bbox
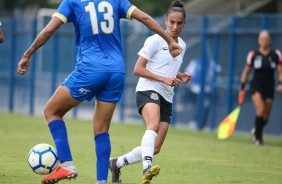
[246,49,282,86]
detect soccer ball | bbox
[28,143,59,175]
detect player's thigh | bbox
[154,122,169,155]
[93,100,116,135]
[251,92,265,116]
[142,103,161,131]
[44,86,81,121]
[136,91,161,130]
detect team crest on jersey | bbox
[254,56,262,69]
[150,93,159,101]
[270,61,276,69]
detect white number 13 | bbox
[85,1,114,34]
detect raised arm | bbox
[17,17,63,75]
[131,8,181,57]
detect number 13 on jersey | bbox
[85,1,114,34]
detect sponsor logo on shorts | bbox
[78,88,91,95]
[150,93,159,101]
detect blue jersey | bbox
[53,0,136,73]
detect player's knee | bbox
[147,122,160,132]
[43,107,51,120]
[44,106,62,122]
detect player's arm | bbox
[134,56,181,87]
[277,64,282,94]
[0,22,4,43]
[240,64,251,86]
[23,17,63,58]
[17,17,63,75]
[176,72,191,84]
[238,64,251,104]
[131,8,181,57]
[240,50,254,89]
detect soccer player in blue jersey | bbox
[17,0,181,184]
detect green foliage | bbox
[130,0,189,16]
[0,0,190,16]
[0,0,60,15]
[1,112,282,183]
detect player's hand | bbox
[163,77,181,87]
[180,72,191,84]
[17,57,30,75]
[277,84,282,94]
[168,42,182,58]
[238,89,246,105]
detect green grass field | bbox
[1,112,282,184]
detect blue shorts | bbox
[62,71,125,102]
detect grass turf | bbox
[0,112,282,184]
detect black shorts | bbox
[136,90,172,124]
[250,80,274,100]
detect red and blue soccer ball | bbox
[28,143,59,175]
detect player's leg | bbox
[42,86,81,184]
[154,122,169,155]
[154,96,171,155]
[114,121,169,164]
[251,92,265,145]
[263,100,272,127]
[110,122,169,184]
[140,102,162,184]
[93,100,116,183]
[260,99,273,142]
[141,102,160,169]
[94,72,124,184]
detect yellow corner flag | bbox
[217,106,241,140]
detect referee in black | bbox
[239,30,282,145]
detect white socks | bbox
[116,130,157,170]
[116,146,142,168]
[141,130,157,170]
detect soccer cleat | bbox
[251,128,263,146]
[254,139,263,146]
[41,167,78,184]
[109,158,122,184]
[142,165,160,184]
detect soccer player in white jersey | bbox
[109,1,190,183]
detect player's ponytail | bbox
[167,0,186,19]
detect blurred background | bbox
[0,0,282,135]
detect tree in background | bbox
[0,0,189,16]
[0,0,60,15]
[130,0,189,16]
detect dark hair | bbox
[167,0,186,19]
